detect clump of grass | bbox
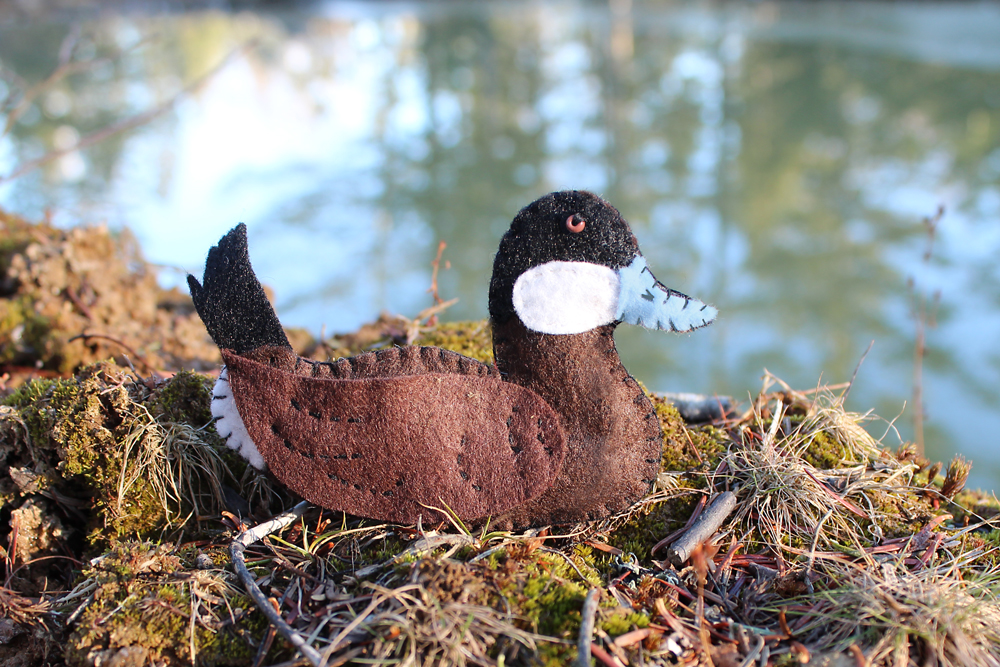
[781,559,1000,666]
[721,375,921,556]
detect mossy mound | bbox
[66,541,258,667]
[1,363,246,551]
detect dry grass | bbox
[781,559,1000,666]
[115,409,230,529]
[721,376,920,561]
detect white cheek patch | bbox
[212,367,266,470]
[616,256,717,332]
[512,261,620,335]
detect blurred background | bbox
[0,1,998,492]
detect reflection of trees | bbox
[3,6,1000,483]
[0,15,264,213]
[736,43,902,378]
[1,24,136,192]
[735,41,999,382]
[405,15,551,319]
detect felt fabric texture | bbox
[489,318,663,527]
[616,256,717,332]
[241,344,501,382]
[212,344,506,474]
[186,223,291,355]
[489,191,639,326]
[512,261,619,335]
[222,349,567,524]
[212,367,265,470]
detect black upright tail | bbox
[187,223,291,355]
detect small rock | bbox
[195,552,214,570]
[11,497,67,562]
[8,467,41,494]
[0,618,23,644]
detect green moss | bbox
[485,546,606,664]
[802,430,847,469]
[607,494,700,559]
[3,377,63,448]
[67,541,259,667]
[649,393,727,474]
[600,608,649,636]
[951,487,1000,526]
[3,361,243,545]
[860,487,937,540]
[967,530,1000,567]
[0,295,52,366]
[148,371,216,427]
[412,320,495,364]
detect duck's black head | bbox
[489,190,717,335]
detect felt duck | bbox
[188,191,716,527]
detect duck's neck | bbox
[493,319,625,408]
[491,318,662,525]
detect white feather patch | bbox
[616,256,717,332]
[212,367,266,470]
[512,261,620,335]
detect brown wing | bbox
[223,351,567,524]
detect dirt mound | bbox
[0,210,219,376]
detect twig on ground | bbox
[576,588,601,667]
[668,492,737,567]
[428,241,450,308]
[652,494,708,555]
[353,533,475,577]
[68,333,162,378]
[590,641,625,667]
[230,501,323,667]
[737,633,765,667]
[405,298,459,344]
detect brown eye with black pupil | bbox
[566,215,586,233]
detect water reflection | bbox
[1,2,999,491]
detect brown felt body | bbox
[222,348,567,524]
[490,319,663,527]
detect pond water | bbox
[1,2,999,492]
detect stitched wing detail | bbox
[223,351,566,524]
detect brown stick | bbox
[590,642,625,667]
[652,495,707,554]
[428,240,449,307]
[67,332,162,379]
[613,627,651,648]
[667,492,737,567]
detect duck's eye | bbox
[566,215,586,233]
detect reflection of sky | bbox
[120,47,380,268]
[2,2,1000,491]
